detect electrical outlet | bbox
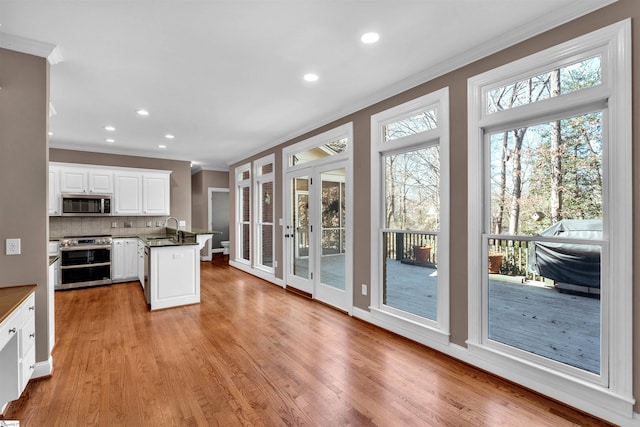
[274,260,278,268]
[361,284,367,296]
[179,220,186,227]
[146,221,152,227]
[124,221,132,228]
[6,238,21,255]
[156,220,163,227]
[111,222,117,228]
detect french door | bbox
[284,161,350,312]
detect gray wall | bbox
[229,0,640,411]
[0,48,51,363]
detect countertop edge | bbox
[0,284,37,325]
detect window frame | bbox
[235,162,252,265]
[254,154,275,274]
[467,19,632,413]
[370,87,450,342]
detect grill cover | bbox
[528,219,601,288]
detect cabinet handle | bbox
[30,364,35,370]
[30,333,36,338]
[29,305,35,311]
[9,328,16,334]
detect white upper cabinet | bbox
[48,167,60,215]
[59,167,88,193]
[89,170,114,193]
[114,172,143,215]
[143,173,171,215]
[59,165,113,194]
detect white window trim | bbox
[283,123,351,173]
[235,162,251,265]
[467,20,633,421]
[253,154,275,274]
[370,87,451,344]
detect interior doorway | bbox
[208,187,230,256]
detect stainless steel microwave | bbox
[61,194,112,216]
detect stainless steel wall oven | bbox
[59,235,112,290]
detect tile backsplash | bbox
[50,216,171,238]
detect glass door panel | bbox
[285,171,313,294]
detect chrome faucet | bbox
[165,216,180,239]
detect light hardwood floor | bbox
[3,256,612,426]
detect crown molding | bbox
[0,32,63,64]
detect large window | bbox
[235,163,251,263]
[371,88,450,338]
[254,155,275,272]
[468,20,631,414]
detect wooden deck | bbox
[292,256,599,373]
[385,259,600,373]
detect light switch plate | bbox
[6,238,21,255]
[179,220,186,227]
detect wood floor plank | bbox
[2,257,613,426]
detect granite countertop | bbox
[50,228,220,248]
[0,285,37,324]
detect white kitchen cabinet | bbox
[48,167,61,215]
[59,166,113,194]
[143,172,171,215]
[59,167,88,193]
[88,169,114,193]
[112,238,139,282]
[146,244,200,311]
[0,287,36,409]
[114,172,143,215]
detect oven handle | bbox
[60,262,112,269]
[60,245,112,252]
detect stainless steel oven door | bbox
[59,247,112,289]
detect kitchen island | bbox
[142,230,215,311]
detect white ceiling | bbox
[1,0,613,171]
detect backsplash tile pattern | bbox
[50,216,171,238]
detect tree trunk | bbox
[494,131,508,234]
[549,69,562,224]
[508,128,525,235]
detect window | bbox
[235,163,251,263]
[289,138,348,166]
[371,87,450,339]
[254,155,275,272]
[468,20,631,412]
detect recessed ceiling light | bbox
[104,125,116,131]
[48,131,53,136]
[303,73,319,82]
[158,144,167,149]
[361,32,380,44]
[165,134,175,139]
[106,138,115,143]
[136,109,149,116]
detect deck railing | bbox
[384,230,439,264]
[383,232,544,280]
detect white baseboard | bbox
[32,355,53,379]
[229,260,284,287]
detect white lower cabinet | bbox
[112,238,139,282]
[0,288,36,409]
[146,245,200,311]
